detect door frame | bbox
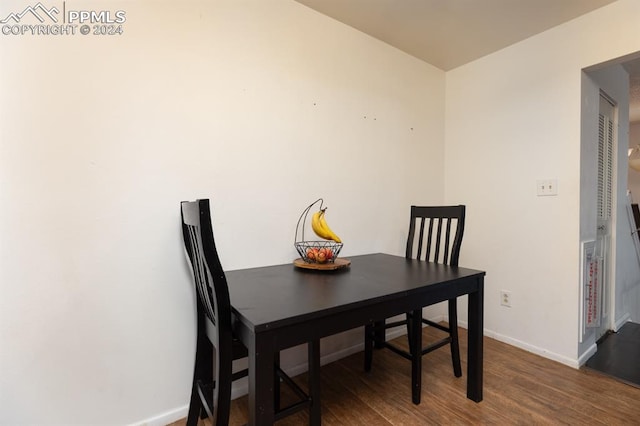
[595,90,618,340]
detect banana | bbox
[311,210,332,240]
[318,211,342,243]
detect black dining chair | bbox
[364,205,466,403]
[181,199,320,425]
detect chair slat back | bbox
[406,205,465,266]
[181,199,233,425]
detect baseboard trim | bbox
[577,342,598,367]
[129,406,188,426]
[614,312,631,331]
[482,328,580,368]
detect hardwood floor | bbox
[171,326,640,425]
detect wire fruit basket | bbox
[295,199,343,264]
[295,240,343,264]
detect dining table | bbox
[226,252,486,425]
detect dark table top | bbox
[226,253,485,333]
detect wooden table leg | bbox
[308,339,321,426]
[410,309,422,404]
[248,333,275,425]
[467,276,484,402]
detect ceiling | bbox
[294,0,640,123]
[294,0,617,71]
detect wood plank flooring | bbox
[171,326,640,425]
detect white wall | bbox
[445,0,640,366]
[0,1,446,424]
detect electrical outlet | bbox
[500,290,511,307]
[537,179,558,196]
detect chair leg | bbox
[410,309,422,404]
[406,312,415,354]
[373,319,386,349]
[186,381,202,426]
[448,298,462,378]
[213,356,233,426]
[308,339,321,426]
[364,320,386,372]
[364,324,373,372]
[187,330,213,426]
[274,351,281,412]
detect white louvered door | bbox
[594,93,615,339]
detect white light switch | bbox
[537,179,558,196]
